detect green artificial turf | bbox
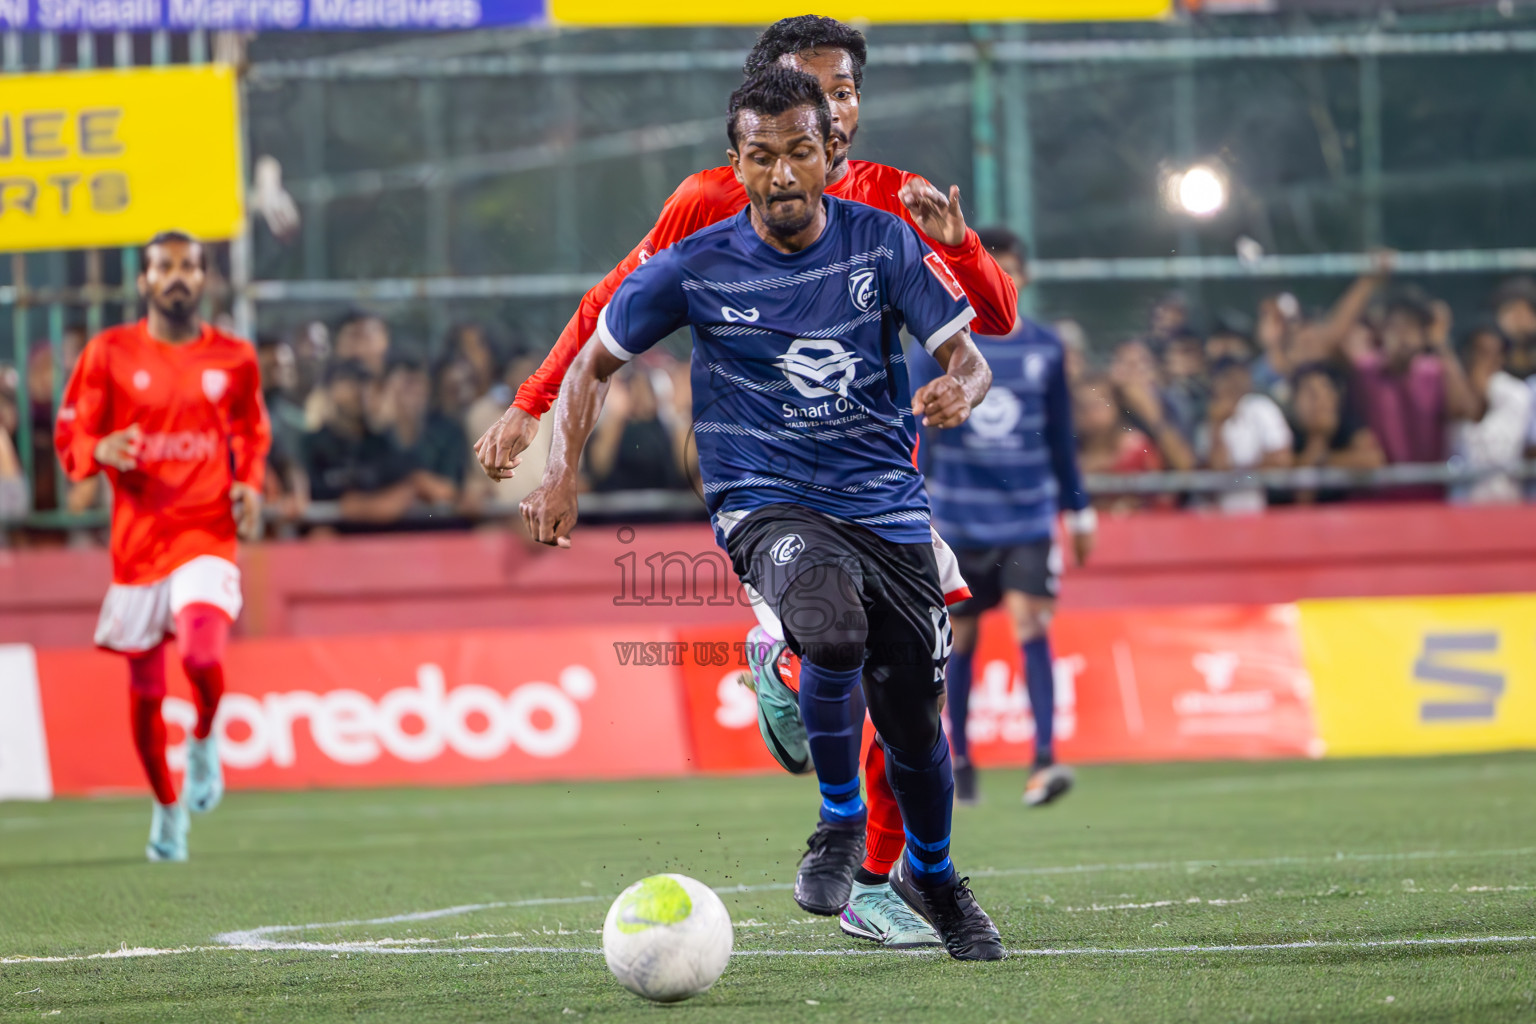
[2,754,1534,1023]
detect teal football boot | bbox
[146,800,189,862]
[740,625,811,775]
[838,879,942,948]
[184,734,225,814]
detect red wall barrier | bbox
[7,502,1536,651]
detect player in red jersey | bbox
[474,17,1011,948]
[55,231,271,862]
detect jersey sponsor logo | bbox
[770,534,804,565]
[967,388,1023,441]
[139,429,219,464]
[775,338,862,399]
[132,369,151,390]
[848,268,878,312]
[721,305,761,323]
[202,368,229,402]
[923,251,965,302]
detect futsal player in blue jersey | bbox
[908,228,1097,808]
[522,67,1004,960]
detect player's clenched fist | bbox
[474,405,540,482]
[94,424,143,472]
[912,376,971,429]
[230,482,263,542]
[520,479,578,548]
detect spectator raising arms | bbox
[1453,325,1533,505]
[1198,357,1293,514]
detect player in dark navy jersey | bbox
[908,228,1097,808]
[522,68,1004,961]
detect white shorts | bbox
[94,555,243,654]
[745,527,969,643]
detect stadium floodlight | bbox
[1166,162,1229,218]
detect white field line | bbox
[969,845,1536,880]
[6,846,1533,966]
[9,934,1536,965]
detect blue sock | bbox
[1023,636,1055,768]
[798,661,867,826]
[885,736,956,886]
[945,648,975,763]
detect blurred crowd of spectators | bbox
[0,312,699,543]
[4,260,1536,543]
[1064,262,1536,513]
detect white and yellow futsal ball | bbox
[602,873,733,1002]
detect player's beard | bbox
[760,193,818,239]
[153,288,199,326]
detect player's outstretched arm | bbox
[912,332,992,429]
[520,342,626,548]
[897,179,1018,337]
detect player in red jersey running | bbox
[474,17,1012,948]
[55,231,271,862]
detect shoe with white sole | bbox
[146,801,189,862]
[184,734,224,814]
[839,879,942,948]
[1023,763,1075,807]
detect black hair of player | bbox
[976,226,1029,267]
[743,15,867,90]
[727,67,832,151]
[140,230,207,270]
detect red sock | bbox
[862,737,907,876]
[175,603,230,740]
[128,645,177,806]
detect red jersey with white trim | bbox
[513,161,1019,417]
[55,321,271,586]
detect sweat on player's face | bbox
[728,106,835,233]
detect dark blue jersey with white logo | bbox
[598,197,975,546]
[909,317,1088,547]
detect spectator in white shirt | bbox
[1455,325,1533,505]
[1198,356,1294,514]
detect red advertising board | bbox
[675,607,1317,774]
[35,628,690,796]
[962,604,1317,766]
[23,605,1317,797]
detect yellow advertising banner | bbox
[1298,594,1536,757]
[552,0,1171,25]
[0,66,243,254]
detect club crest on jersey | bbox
[922,251,966,302]
[202,368,229,402]
[132,369,151,391]
[968,387,1023,441]
[721,305,761,323]
[770,534,804,565]
[775,338,862,399]
[848,268,877,312]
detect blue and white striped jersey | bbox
[597,197,974,546]
[909,317,1089,548]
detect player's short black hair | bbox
[140,230,206,270]
[976,226,1028,267]
[727,67,832,151]
[745,15,867,90]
